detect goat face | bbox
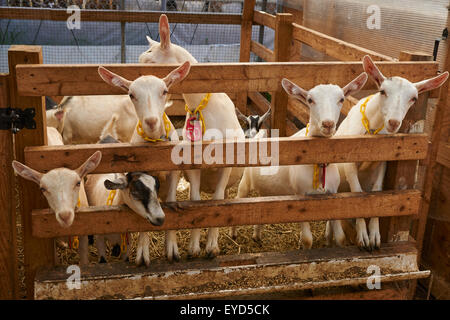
[98,62,190,140]
[12,151,102,228]
[363,55,449,134]
[104,172,165,226]
[282,72,368,137]
[138,14,196,65]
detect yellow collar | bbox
[105,189,128,253]
[136,112,172,142]
[360,95,384,135]
[185,93,211,135]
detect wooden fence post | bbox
[0,74,18,299]
[270,13,293,137]
[237,0,256,113]
[8,45,53,299]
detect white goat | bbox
[233,73,368,248]
[12,128,102,265]
[330,55,449,250]
[46,95,138,144]
[139,14,246,258]
[96,62,189,265]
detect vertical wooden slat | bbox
[0,74,18,300]
[8,45,53,300]
[270,13,293,137]
[237,0,256,113]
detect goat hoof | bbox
[206,251,218,259]
[99,256,107,263]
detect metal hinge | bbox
[0,108,36,133]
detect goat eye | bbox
[307,98,314,104]
[129,93,135,100]
[76,181,81,187]
[380,90,386,96]
[339,98,345,103]
[40,187,46,193]
[411,97,418,103]
[162,90,168,95]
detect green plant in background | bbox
[261,92,272,102]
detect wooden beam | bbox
[247,92,271,111]
[292,23,395,62]
[16,61,439,96]
[24,134,428,173]
[34,242,426,300]
[252,10,276,30]
[8,46,54,299]
[0,74,18,300]
[237,0,256,113]
[250,40,275,62]
[0,7,242,24]
[436,142,450,168]
[271,13,293,137]
[32,190,420,238]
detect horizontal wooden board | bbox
[15,61,439,96]
[34,242,426,299]
[0,7,242,24]
[252,10,276,29]
[32,190,420,237]
[24,134,428,173]
[436,142,450,168]
[292,23,395,62]
[250,40,275,62]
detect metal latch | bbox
[0,108,36,133]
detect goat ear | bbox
[98,67,131,92]
[75,151,102,178]
[281,78,308,104]
[362,55,385,88]
[163,61,191,89]
[258,107,271,128]
[235,108,248,122]
[12,161,43,185]
[415,71,449,94]
[146,35,158,47]
[152,176,160,193]
[104,178,128,190]
[54,109,64,121]
[159,14,171,50]
[343,72,368,97]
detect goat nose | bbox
[145,117,158,130]
[58,211,73,226]
[388,119,400,130]
[322,120,335,129]
[154,216,165,226]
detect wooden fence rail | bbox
[32,190,421,238]
[15,61,439,96]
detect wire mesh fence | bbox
[0,1,278,72]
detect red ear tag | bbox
[186,116,202,142]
